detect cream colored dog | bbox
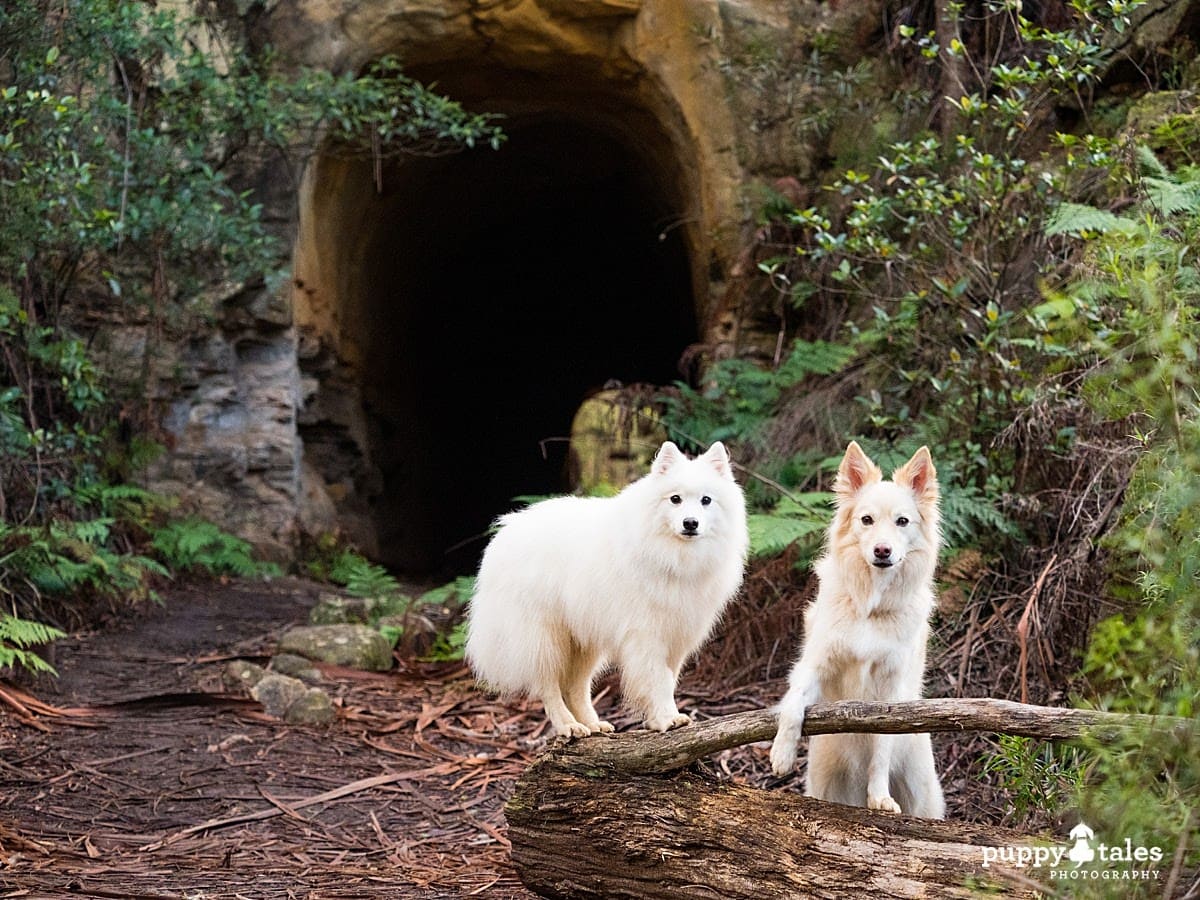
[769,441,945,818]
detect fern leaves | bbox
[0,613,65,675]
[747,491,832,559]
[151,519,278,578]
[1045,201,1132,236]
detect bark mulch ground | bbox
[0,578,545,899]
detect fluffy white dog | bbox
[467,441,748,737]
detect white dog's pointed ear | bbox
[652,441,683,476]
[701,441,734,480]
[893,446,938,501]
[835,441,882,497]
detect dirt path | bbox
[0,578,540,899]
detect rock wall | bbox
[129,0,895,566]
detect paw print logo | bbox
[1068,822,1096,867]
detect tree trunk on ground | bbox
[506,699,1194,898]
[507,760,1041,898]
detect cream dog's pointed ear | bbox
[835,441,882,497]
[701,441,734,480]
[652,441,683,476]
[892,446,939,501]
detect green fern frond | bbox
[1045,201,1132,236]
[1143,176,1200,216]
[0,613,66,676]
[151,518,273,578]
[1135,143,1169,179]
[748,511,829,559]
[418,575,476,607]
[328,551,402,598]
[778,340,856,380]
[940,482,1018,548]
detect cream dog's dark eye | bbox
[861,515,874,525]
[701,496,712,506]
[896,516,910,527]
[670,495,682,505]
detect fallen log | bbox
[529,696,1192,777]
[506,698,1195,898]
[508,763,1043,898]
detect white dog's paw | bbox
[592,720,615,734]
[554,721,593,740]
[868,794,902,814]
[645,712,692,732]
[769,738,797,777]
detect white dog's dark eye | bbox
[700,496,712,506]
[861,515,874,526]
[670,494,682,505]
[896,516,910,527]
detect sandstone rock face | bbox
[114,0,895,564]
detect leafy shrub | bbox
[980,735,1086,827]
[1040,145,1200,889]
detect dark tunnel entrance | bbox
[345,116,699,575]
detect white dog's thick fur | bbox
[466,441,748,738]
[769,441,945,818]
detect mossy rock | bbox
[277,624,394,672]
[284,687,336,725]
[250,672,311,717]
[223,659,266,691]
[308,593,371,625]
[268,652,322,683]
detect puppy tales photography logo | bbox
[981,821,1166,884]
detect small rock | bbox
[250,673,310,718]
[223,660,266,692]
[277,624,394,672]
[284,688,336,725]
[269,652,322,683]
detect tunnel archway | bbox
[297,66,703,575]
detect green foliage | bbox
[416,578,476,663]
[307,545,472,659]
[980,735,1086,826]
[151,519,278,579]
[0,0,503,316]
[746,492,831,559]
[1039,145,1200,887]
[661,339,852,449]
[0,613,66,675]
[324,550,404,600]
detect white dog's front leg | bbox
[770,665,819,776]
[866,733,901,813]
[621,644,690,732]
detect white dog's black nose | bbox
[873,543,893,565]
[682,518,700,534]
